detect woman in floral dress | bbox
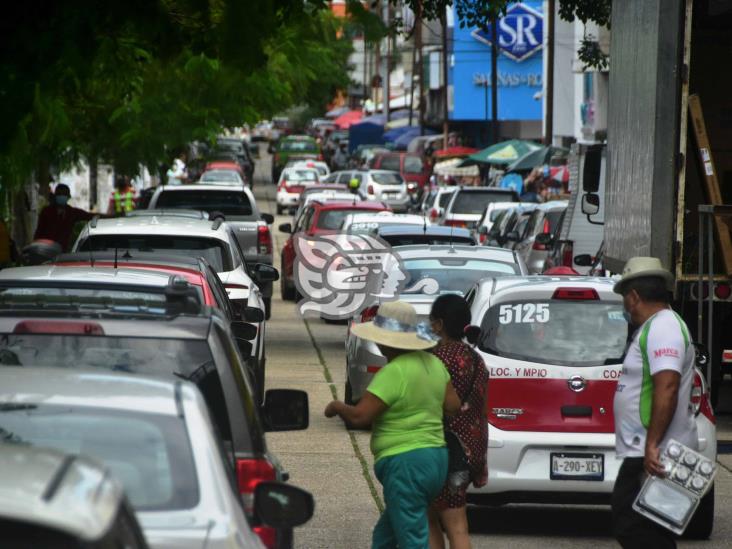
[428,294,489,549]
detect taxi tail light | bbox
[367,184,375,195]
[533,219,551,251]
[257,225,273,256]
[360,305,379,323]
[445,219,466,228]
[429,208,439,221]
[714,283,731,300]
[237,458,277,549]
[13,320,104,335]
[691,370,715,423]
[479,231,487,244]
[552,287,599,300]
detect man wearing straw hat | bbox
[325,300,461,549]
[611,257,697,548]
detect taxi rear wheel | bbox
[683,485,714,540]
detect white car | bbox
[276,167,320,215]
[355,170,411,213]
[72,214,273,375]
[464,275,716,538]
[345,245,527,403]
[475,201,520,244]
[340,212,429,234]
[0,369,313,548]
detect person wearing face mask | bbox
[34,184,97,251]
[611,257,697,548]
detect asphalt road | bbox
[251,152,732,548]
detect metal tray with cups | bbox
[632,439,717,535]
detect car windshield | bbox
[479,300,628,367]
[402,258,517,295]
[156,190,252,217]
[200,170,242,183]
[0,404,198,511]
[378,156,401,171]
[404,156,424,174]
[281,140,317,152]
[372,172,403,185]
[80,235,231,272]
[283,169,319,183]
[451,191,516,215]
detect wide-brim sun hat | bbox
[613,256,675,294]
[351,300,437,351]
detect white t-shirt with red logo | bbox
[614,309,697,458]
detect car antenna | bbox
[449,222,456,252]
[114,246,118,269]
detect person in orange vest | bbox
[107,176,137,216]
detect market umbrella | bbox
[325,105,349,118]
[383,125,419,143]
[393,127,437,150]
[333,110,363,129]
[434,146,479,159]
[506,145,569,172]
[462,139,543,166]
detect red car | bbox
[278,200,390,300]
[370,152,431,194]
[203,161,248,185]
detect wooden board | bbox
[688,94,732,275]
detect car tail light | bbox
[715,283,731,300]
[562,241,574,267]
[691,370,715,423]
[237,458,277,548]
[479,232,487,244]
[257,225,273,256]
[429,208,439,221]
[552,287,599,300]
[444,219,466,228]
[13,320,104,335]
[317,153,324,160]
[277,179,285,191]
[533,219,551,251]
[367,184,375,195]
[361,305,378,323]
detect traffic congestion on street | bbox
[3,1,732,548]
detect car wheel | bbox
[345,378,355,405]
[683,485,714,540]
[276,204,283,215]
[280,260,295,301]
[263,297,272,320]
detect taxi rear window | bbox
[479,299,628,367]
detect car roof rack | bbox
[89,215,100,229]
[126,209,209,220]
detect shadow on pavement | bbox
[467,504,613,538]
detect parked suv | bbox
[147,185,275,315]
[441,187,519,230]
[0,290,308,549]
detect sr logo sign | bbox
[471,2,544,62]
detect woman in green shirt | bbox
[325,300,461,549]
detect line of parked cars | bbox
[0,177,314,546]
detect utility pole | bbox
[544,0,555,145]
[490,17,499,145]
[408,32,417,126]
[416,1,425,135]
[441,10,449,149]
[382,0,390,122]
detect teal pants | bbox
[372,447,448,549]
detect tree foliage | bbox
[0,0,353,188]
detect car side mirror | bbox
[477,226,488,235]
[261,213,274,225]
[581,193,600,216]
[231,321,257,341]
[573,254,593,267]
[279,223,292,234]
[535,232,553,245]
[253,263,280,283]
[262,389,309,431]
[254,482,314,528]
[241,306,265,323]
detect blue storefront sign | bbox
[449,1,543,121]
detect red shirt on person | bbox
[34,205,95,251]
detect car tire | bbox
[263,297,272,320]
[345,378,355,405]
[683,485,714,540]
[280,260,295,301]
[276,204,283,215]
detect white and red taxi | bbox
[465,276,716,527]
